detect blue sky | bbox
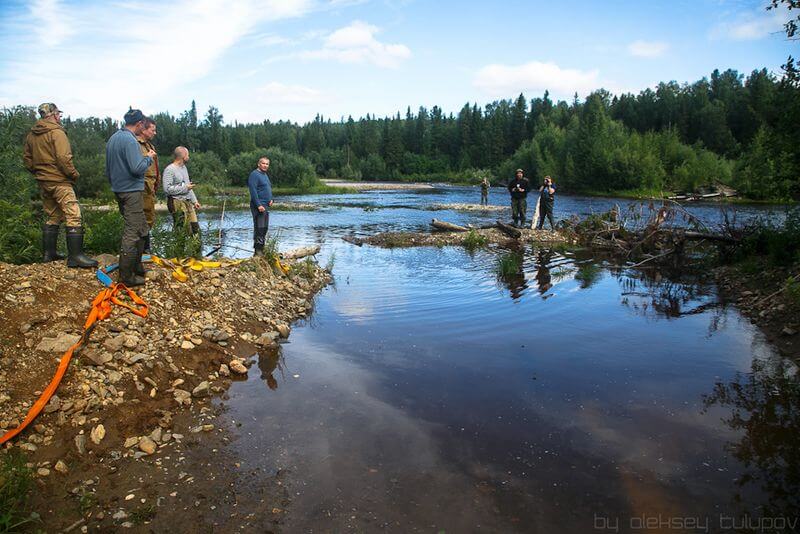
[0,0,793,124]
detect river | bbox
[195,187,797,532]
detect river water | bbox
[197,187,797,533]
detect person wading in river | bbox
[248,156,273,256]
[536,175,556,230]
[162,146,201,239]
[106,108,156,287]
[507,169,530,227]
[137,117,159,253]
[480,177,490,205]
[23,103,98,268]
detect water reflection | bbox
[258,348,284,391]
[703,357,800,518]
[534,248,554,295]
[615,267,716,320]
[495,250,527,299]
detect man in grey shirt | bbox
[106,108,155,286]
[162,146,201,238]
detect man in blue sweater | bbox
[248,156,273,256]
[106,109,155,286]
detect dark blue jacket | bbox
[105,129,152,193]
[248,169,272,209]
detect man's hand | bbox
[187,182,195,190]
[268,200,273,207]
[194,202,201,209]
[258,205,266,213]
[146,149,156,158]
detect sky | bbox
[0,0,794,125]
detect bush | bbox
[187,151,226,187]
[226,148,319,189]
[463,229,487,251]
[150,220,202,259]
[0,201,41,264]
[83,209,124,254]
[733,208,800,266]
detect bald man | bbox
[162,146,201,237]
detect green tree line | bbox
[1,67,798,206]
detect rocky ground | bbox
[713,262,800,361]
[344,226,571,248]
[0,253,331,531]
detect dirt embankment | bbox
[713,263,800,360]
[0,254,330,531]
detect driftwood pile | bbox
[562,202,739,267]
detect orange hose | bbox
[0,283,147,446]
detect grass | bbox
[463,229,487,252]
[0,452,35,533]
[785,276,800,307]
[325,251,336,273]
[574,262,602,288]
[150,219,202,259]
[495,252,522,277]
[130,504,156,525]
[294,257,317,280]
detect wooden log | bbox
[495,220,521,239]
[430,219,469,232]
[281,244,321,259]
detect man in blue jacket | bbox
[248,156,273,256]
[106,108,155,286]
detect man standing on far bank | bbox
[536,175,557,230]
[248,156,273,256]
[507,168,530,227]
[106,109,155,287]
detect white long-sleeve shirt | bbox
[162,162,198,203]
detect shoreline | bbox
[0,253,331,530]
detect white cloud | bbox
[710,9,785,41]
[28,0,76,47]
[473,61,605,98]
[0,0,318,119]
[299,20,411,68]
[256,82,326,105]
[627,40,669,58]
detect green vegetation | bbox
[727,208,800,267]
[496,252,522,277]
[150,220,202,259]
[574,262,603,288]
[463,229,488,251]
[0,452,35,533]
[82,210,124,254]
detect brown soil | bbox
[0,254,330,531]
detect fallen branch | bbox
[495,220,521,239]
[431,219,469,232]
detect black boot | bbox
[119,250,145,287]
[65,226,98,268]
[142,233,151,254]
[253,245,264,257]
[42,224,65,262]
[134,237,148,276]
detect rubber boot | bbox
[65,226,98,268]
[119,250,145,287]
[134,237,148,276]
[42,224,65,262]
[253,245,264,257]
[142,233,152,254]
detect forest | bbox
[1,67,798,211]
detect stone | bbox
[124,437,140,448]
[181,340,195,350]
[44,395,61,414]
[37,468,50,477]
[150,427,162,443]
[782,326,798,336]
[192,381,210,397]
[74,434,87,454]
[36,333,81,353]
[83,349,113,366]
[123,335,138,349]
[90,424,105,445]
[54,460,68,474]
[103,335,126,352]
[124,353,147,365]
[138,436,157,455]
[219,364,230,377]
[173,389,192,406]
[229,360,247,375]
[112,510,128,520]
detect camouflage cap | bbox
[515,168,524,174]
[38,103,61,118]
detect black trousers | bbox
[537,203,555,229]
[251,207,269,248]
